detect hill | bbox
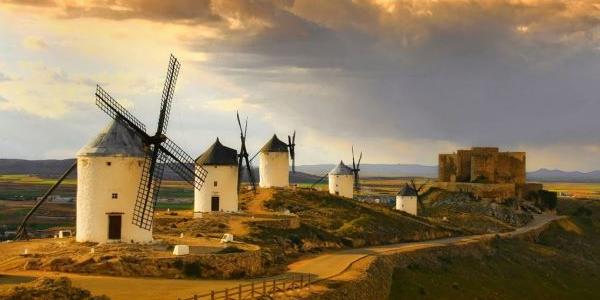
[0,159,320,183]
[389,198,600,299]
[4,159,600,182]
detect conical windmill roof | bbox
[397,183,417,196]
[195,138,238,166]
[260,134,289,153]
[77,120,146,157]
[329,161,353,175]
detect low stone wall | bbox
[23,249,264,279]
[248,216,300,230]
[431,182,543,202]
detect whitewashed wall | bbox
[194,165,238,214]
[396,195,418,216]
[328,174,354,198]
[259,152,289,188]
[76,156,152,243]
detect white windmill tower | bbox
[194,138,239,215]
[328,161,354,198]
[76,120,152,243]
[259,134,295,188]
[396,183,418,215]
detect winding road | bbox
[0,214,562,300]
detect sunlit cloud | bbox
[22,35,48,50]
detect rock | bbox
[2,277,109,300]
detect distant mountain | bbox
[296,164,438,178]
[2,159,600,182]
[527,168,600,182]
[0,159,321,183]
[0,159,76,177]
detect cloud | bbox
[200,96,260,112]
[22,36,48,50]
[1,0,600,170]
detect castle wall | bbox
[456,150,472,182]
[438,154,457,182]
[495,152,526,184]
[439,147,526,186]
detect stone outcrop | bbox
[0,277,109,300]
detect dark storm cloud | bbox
[187,0,600,148]
[2,0,600,153]
[1,0,221,23]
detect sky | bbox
[0,0,599,171]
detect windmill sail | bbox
[95,55,207,230]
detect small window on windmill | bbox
[112,193,118,199]
[214,181,218,187]
[106,161,112,166]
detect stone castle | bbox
[434,147,540,201]
[439,147,526,184]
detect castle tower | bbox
[396,184,418,216]
[76,120,152,243]
[328,161,354,198]
[259,134,289,188]
[194,138,239,215]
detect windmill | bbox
[236,111,257,192]
[288,130,296,173]
[95,54,208,230]
[15,54,208,239]
[351,146,363,192]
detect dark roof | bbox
[77,120,146,157]
[397,183,417,196]
[260,134,289,153]
[195,138,238,166]
[329,161,353,175]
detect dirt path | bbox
[243,188,274,214]
[0,214,563,300]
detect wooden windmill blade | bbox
[156,54,180,135]
[95,85,147,136]
[236,112,257,192]
[288,130,296,173]
[160,137,208,191]
[310,172,329,189]
[132,147,167,230]
[94,54,208,230]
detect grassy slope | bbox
[262,189,459,246]
[389,198,600,300]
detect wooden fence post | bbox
[225,288,228,299]
[238,284,242,300]
[251,281,255,298]
[263,280,266,295]
[210,291,214,300]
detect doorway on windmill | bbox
[211,196,220,211]
[107,214,122,240]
